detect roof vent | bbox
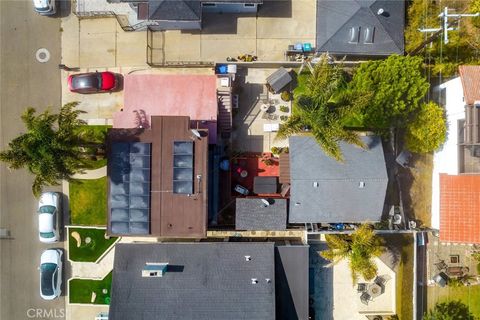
[348,27,360,44]
[295,202,301,206]
[266,278,271,283]
[245,255,252,261]
[142,262,168,278]
[313,181,319,188]
[377,8,384,15]
[364,27,375,44]
[359,181,366,189]
[251,278,258,284]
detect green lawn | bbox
[69,271,113,304]
[69,177,107,226]
[76,125,110,170]
[427,285,480,318]
[68,227,117,262]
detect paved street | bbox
[0,1,64,319]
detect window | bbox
[244,3,255,7]
[450,255,460,263]
[202,2,216,7]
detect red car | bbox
[68,72,120,94]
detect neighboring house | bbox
[108,0,262,30]
[332,256,396,319]
[109,242,309,320]
[316,0,404,56]
[106,116,209,238]
[288,136,388,224]
[439,174,480,244]
[431,65,480,228]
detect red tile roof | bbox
[439,174,480,244]
[459,65,480,105]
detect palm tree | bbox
[0,102,101,196]
[276,54,369,161]
[320,224,385,283]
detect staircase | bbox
[217,88,232,138]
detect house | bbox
[316,0,404,56]
[110,0,263,31]
[108,242,309,320]
[439,174,480,244]
[106,116,209,238]
[288,136,388,224]
[431,65,480,228]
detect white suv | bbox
[33,0,56,16]
[38,192,61,243]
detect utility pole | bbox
[410,7,479,56]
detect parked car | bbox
[68,71,120,94]
[38,192,61,243]
[39,249,63,300]
[234,184,249,196]
[33,0,56,15]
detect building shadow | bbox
[257,0,292,18]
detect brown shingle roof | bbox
[459,65,480,105]
[439,174,480,244]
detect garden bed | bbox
[69,177,107,226]
[69,271,113,305]
[68,227,117,262]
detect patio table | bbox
[366,283,382,299]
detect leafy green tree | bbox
[349,55,430,129]
[424,301,475,320]
[320,224,385,283]
[277,55,368,161]
[0,102,100,196]
[405,102,447,153]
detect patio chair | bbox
[374,276,386,286]
[360,292,371,305]
[357,283,367,293]
[435,260,448,271]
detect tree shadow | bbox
[425,300,475,320]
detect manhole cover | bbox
[35,48,50,63]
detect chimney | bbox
[142,262,169,278]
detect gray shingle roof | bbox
[148,0,202,21]
[236,198,287,231]
[266,68,293,94]
[288,136,388,223]
[109,243,276,320]
[316,0,405,55]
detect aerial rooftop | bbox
[107,116,208,238]
[109,242,308,320]
[288,136,388,223]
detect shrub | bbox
[280,91,292,102]
[280,115,289,121]
[279,105,289,113]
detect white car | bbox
[38,192,61,243]
[39,249,63,300]
[33,0,56,16]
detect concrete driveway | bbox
[0,1,65,319]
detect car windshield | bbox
[40,232,55,238]
[41,263,57,296]
[72,74,100,90]
[39,205,55,214]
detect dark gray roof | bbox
[254,176,278,194]
[275,245,309,320]
[109,243,276,320]
[288,136,388,223]
[148,0,202,21]
[316,0,404,56]
[236,198,287,230]
[266,68,293,94]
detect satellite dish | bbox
[261,199,270,207]
[191,129,201,139]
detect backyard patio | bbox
[232,68,292,153]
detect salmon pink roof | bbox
[459,65,480,105]
[114,74,217,127]
[440,174,480,244]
